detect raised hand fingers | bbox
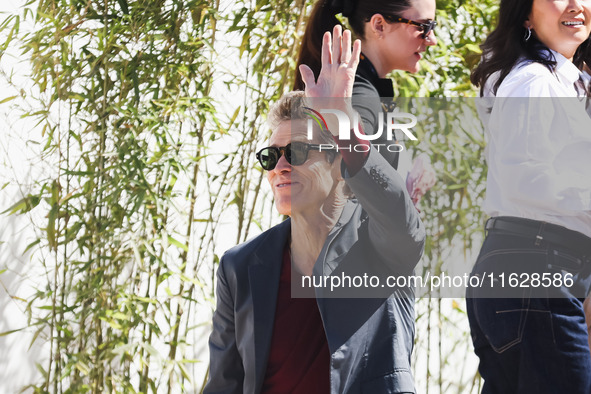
[348,39,361,70]
[321,31,331,68]
[299,64,316,90]
[332,25,342,65]
[319,26,359,74]
[341,29,352,64]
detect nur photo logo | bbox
[303,106,418,153]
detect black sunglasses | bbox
[383,15,437,39]
[256,142,336,170]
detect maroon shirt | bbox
[261,247,331,393]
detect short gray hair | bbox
[267,90,334,146]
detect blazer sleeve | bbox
[352,78,400,170]
[352,78,380,134]
[344,147,425,275]
[203,256,245,394]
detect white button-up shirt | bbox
[479,50,591,238]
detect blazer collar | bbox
[248,218,290,392]
[357,53,395,97]
[251,218,291,266]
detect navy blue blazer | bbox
[204,148,425,393]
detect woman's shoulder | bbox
[489,59,558,97]
[507,59,554,80]
[353,73,379,97]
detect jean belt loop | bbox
[485,217,494,236]
[535,222,545,246]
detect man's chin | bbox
[274,202,291,217]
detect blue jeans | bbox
[467,225,591,394]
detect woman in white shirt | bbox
[467,0,591,393]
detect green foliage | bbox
[393,0,499,96]
[2,0,277,391]
[9,0,224,391]
[394,2,497,392]
[406,97,486,393]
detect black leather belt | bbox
[486,216,591,258]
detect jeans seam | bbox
[473,243,559,353]
[473,293,527,354]
[491,296,529,354]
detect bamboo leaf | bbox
[142,343,161,358]
[168,235,189,252]
[47,206,57,250]
[117,0,129,15]
[35,363,47,379]
[75,361,91,376]
[0,95,17,104]
[0,327,25,337]
[23,239,41,254]
[1,194,40,215]
[29,324,45,351]
[178,361,192,382]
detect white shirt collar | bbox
[550,49,582,86]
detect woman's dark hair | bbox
[471,0,591,96]
[293,0,411,90]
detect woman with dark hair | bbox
[467,0,591,392]
[294,0,437,170]
[204,29,425,394]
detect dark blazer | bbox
[204,148,425,393]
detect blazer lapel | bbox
[248,218,290,393]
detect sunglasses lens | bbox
[289,143,309,166]
[258,148,278,170]
[257,143,313,170]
